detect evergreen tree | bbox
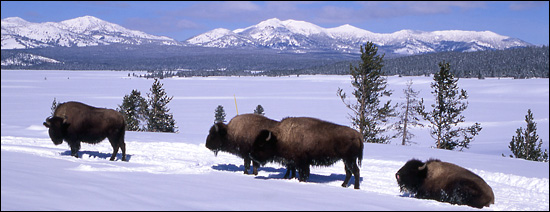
[416,61,482,150]
[394,80,424,145]
[117,89,148,131]
[254,105,265,116]
[214,105,226,123]
[508,109,549,162]
[146,78,177,133]
[337,42,396,144]
[50,97,58,115]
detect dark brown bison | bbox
[395,159,495,208]
[43,101,126,161]
[250,117,364,189]
[206,113,279,175]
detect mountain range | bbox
[2,16,532,55]
[1,16,179,49]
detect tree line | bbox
[339,42,547,162]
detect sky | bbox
[1,1,549,45]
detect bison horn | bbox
[62,115,68,124]
[418,163,427,171]
[266,131,271,141]
[44,116,52,127]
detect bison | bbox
[206,113,279,175]
[43,101,127,161]
[250,117,364,189]
[395,158,495,208]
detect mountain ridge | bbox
[1,16,533,56]
[186,17,532,54]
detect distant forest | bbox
[1,45,548,79]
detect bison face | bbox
[395,159,428,194]
[43,116,69,145]
[250,130,278,165]
[205,122,228,156]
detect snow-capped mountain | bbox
[186,18,532,55]
[1,16,180,49]
[2,16,532,56]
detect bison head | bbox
[205,122,228,156]
[395,159,428,195]
[250,130,277,166]
[43,116,69,145]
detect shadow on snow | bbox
[60,150,131,162]
[211,163,363,187]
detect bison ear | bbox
[215,122,227,136]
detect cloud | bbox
[508,1,547,11]
[124,17,202,34]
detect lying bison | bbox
[43,101,127,161]
[250,117,364,189]
[395,159,494,208]
[206,113,279,175]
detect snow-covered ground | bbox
[1,70,548,210]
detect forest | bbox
[1,45,548,79]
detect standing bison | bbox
[206,113,279,175]
[43,101,127,161]
[250,117,364,189]
[395,158,494,208]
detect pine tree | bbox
[214,105,226,123]
[117,89,148,131]
[416,61,482,150]
[337,42,396,144]
[394,80,424,145]
[508,109,549,162]
[50,97,58,116]
[254,105,265,116]
[146,78,177,133]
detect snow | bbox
[1,16,178,49]
[1,70,548,210]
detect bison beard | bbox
[43,101,127,161]
[395,159,495,209]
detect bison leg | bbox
[343,159,361,189]
[69,141,81,158]
[108,132,126,161]
[283,164,296,179]
[109,142,120,161]
[120,141,126,162]
[352,161,360,189]
[252,161,259,175]
[244,157,251,175]
[297,165,310,182]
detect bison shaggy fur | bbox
[250,117,364,189]
[205,113,279,175]
[395,158,495,208]
[43,101,126,161]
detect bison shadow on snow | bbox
[61,150,132,161]
[212,163,363,185]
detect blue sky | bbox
[2,1,548,45]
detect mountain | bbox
[1,16,180,49]
[185,18,532,55]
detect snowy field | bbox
[1,69,548,210]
